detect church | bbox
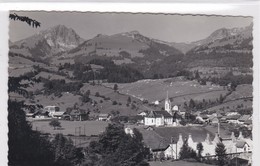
[144,92,180,126]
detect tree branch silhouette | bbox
[9,13,41,28]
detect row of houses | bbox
[125,126,252,164]
[196,113,252,127]
[26,106,111,121]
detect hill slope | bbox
[185,24,253,68]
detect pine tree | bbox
[113,84,118,92]
[219,94,224,104]
[179,139,196,159]
[189,99,196,109]
[127,96,132,104]
[215,142,228,166]
[196,142,204,159]
[49,119,61,130]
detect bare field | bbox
[31,120,109,136]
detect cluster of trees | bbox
[238,108,253,115]
[85,123,150,166]
[80,90,91,103]
[184,98,218,112]
[179,140,228,166]
[59,59,144,83]
[186,48,253,68]
[210,72,253,87]
[49,119,61,130]
[42,79,83,96]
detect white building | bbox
[144,111,173,126]
[164,131,252,159]
[144,92,181,126]
[98,114,110,121]
[44,106,64,118]
[135,126,252,161]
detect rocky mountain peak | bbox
[39,25,84,51]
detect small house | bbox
[63,109,89,121]
[44,106,61,117]
[98,114,111,121]
[236,140,251,153]
[226,115,241,124]
[238,115,251,124]
[33,110,49,119]
[128,115,144,124]
[208,115,219,124]
[138,110,149,117]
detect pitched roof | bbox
[238,115,251,121]
[138,127,169,150]
[155,111,172,118]
[236,140,247,148]
[208,116,218,121]
[200,114,209,119]
[153,126,215,144]
[146,110,173,118]
[244,120,252,125]
[128,115,144,121]
[98,113,109,117]
[69,109,88,116]
[227,115,240,120]
[147,111,159,118]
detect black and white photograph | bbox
[8,11,254,166]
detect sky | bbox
[9,11,253,43]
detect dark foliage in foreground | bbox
[8,75,84,166]
[85,123,150,166]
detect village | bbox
[25,90,253,166]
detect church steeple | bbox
[165,91,172,114]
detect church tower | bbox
[165,91,172,114]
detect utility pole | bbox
[176,140,178,160]
[74,127,76,146]
[218,119,220,136]
[84,123,86,135]
[171,137,173,159]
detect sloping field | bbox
[33,92,82,112]
[104,77,228,105]
[35,71,72,82]
[9,66,35,77]
[80,83,144,115]
[9,54,46,77]
[205,99,252,113]
[225,84,252,101]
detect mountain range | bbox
[9,23,253,78]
